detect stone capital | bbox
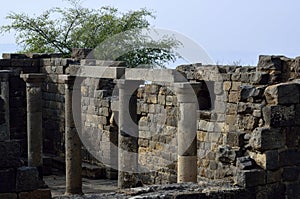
[58,75,76,84]
[0,70,13,79]
[59,75,84,90]
[174,82,200,103]
[115,79,144,90]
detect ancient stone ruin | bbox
[0,52,299,198]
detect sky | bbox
[0,0,299,66]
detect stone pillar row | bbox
[20,72,199,194]
[21,74,84,194]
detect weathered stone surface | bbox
[71,48,93,60]
[216,145,236,164]
[240,85,264,102]
[228,91,240,103]
[0,193,17,199]
[52,181,253,199]
[249,150,280,170]
[285,182,300,199]
[223,81,232,91]
[266,169,282,183]
[285,127,300,147]
[249,127,285,151]
[235,169,266,188]
[18,189,51,199]
[3,55,300,198]
[0,168,16,193]
[236,114,258,131]
[255,183,285,199]
[253,72,269,85]
[226,132,244,147]
[76,66,126,79]
[2,53,29,59]
[279,149,300,166]
[125,68,186,82]
[177,156,197,183]
[282,166,300,182]
[257,55,283,71]
[264,83,300,105]
[214,81,224,94]
[16,167,41,192]
[236,156,254,170]
[0,140,21,169]
[262,105,295,127]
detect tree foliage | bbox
[0,0,181,68]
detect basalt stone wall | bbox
[0,53,121,178]
[1,53,300,197]
[0,54,41,156]
[137,84,178,184]
[0,139,52,198]
[0,74,51,198]
[40,57,76,156]
[80,77,118,178]
[132,55,300,198]
[175,55,300,198]
[0,54,79,158]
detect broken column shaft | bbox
[174,82,199,183]
[60,75,83,195]
[20,73,46,179]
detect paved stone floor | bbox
[44,170,117,198]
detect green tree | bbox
[0,0,181,68]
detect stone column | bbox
[59,75,83,195]
[116,79,143,189]
[20,73,46,179]
[0,70,12,141]
[174,82,199,183]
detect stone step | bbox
[82,163,106,179]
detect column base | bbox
[64,189,83,196]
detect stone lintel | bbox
[70,65,126,79]
[125,68,187,82]
[0,70,13,78]
[115,79,144,90]
[20,73,46,83]
[174,82,201,103]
